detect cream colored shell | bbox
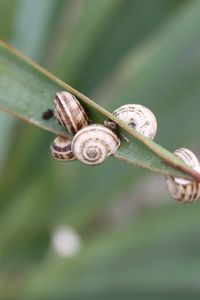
[166,148,200,203]
[107,104,157,139]
[50,136,75,161]
[71,124,120,165]
[54,91,89,134]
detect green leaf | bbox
[18,203,200,300]
[0,40,199,182]
[12,0,61,61]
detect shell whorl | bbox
[111,104,157,139]
[50,136,76,161]
[54,91,89,134]
[71,124,120,165]
[166,148,200,203]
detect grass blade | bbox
[0,40,199,181]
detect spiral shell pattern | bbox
[166,148,200,203]
[71,124,120,165]
[111,104,157,139]
[54,91,89,134]
[50,136,75,161]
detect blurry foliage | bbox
[0,0,200,299]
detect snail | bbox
[50,136,75,161]
[54,91,89,134]
[166,148,200,203]
[71,124,120,165]
[105,104,157,139]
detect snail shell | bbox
[166,148,200,203]
[71,124,120,165]
[54,91,89,134]
[105,104,157,139]
[50,136,76,161]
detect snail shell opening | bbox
[54,91,89,134]
[71,124,120,165]
[166,148,200,203]
[112,104,157,139]
[50,136,76,161]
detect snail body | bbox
[50,136,75,161]
[71,124,120,165]
[54,91,89,134]
[166,148,200,203]
[105,104,157,140]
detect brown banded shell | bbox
[50,136,76,161]
[54,91,89,134]
[71,124,120,165]
[166,148,200,203]
[105,104,157,139]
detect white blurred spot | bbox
[51,226,82,257]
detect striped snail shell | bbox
[71,124,120,165]
[105,104,157,139]
[166,148,200,203]
[50,136,76,161]
[54,91,89,134]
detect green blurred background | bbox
[0,0,200,299]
